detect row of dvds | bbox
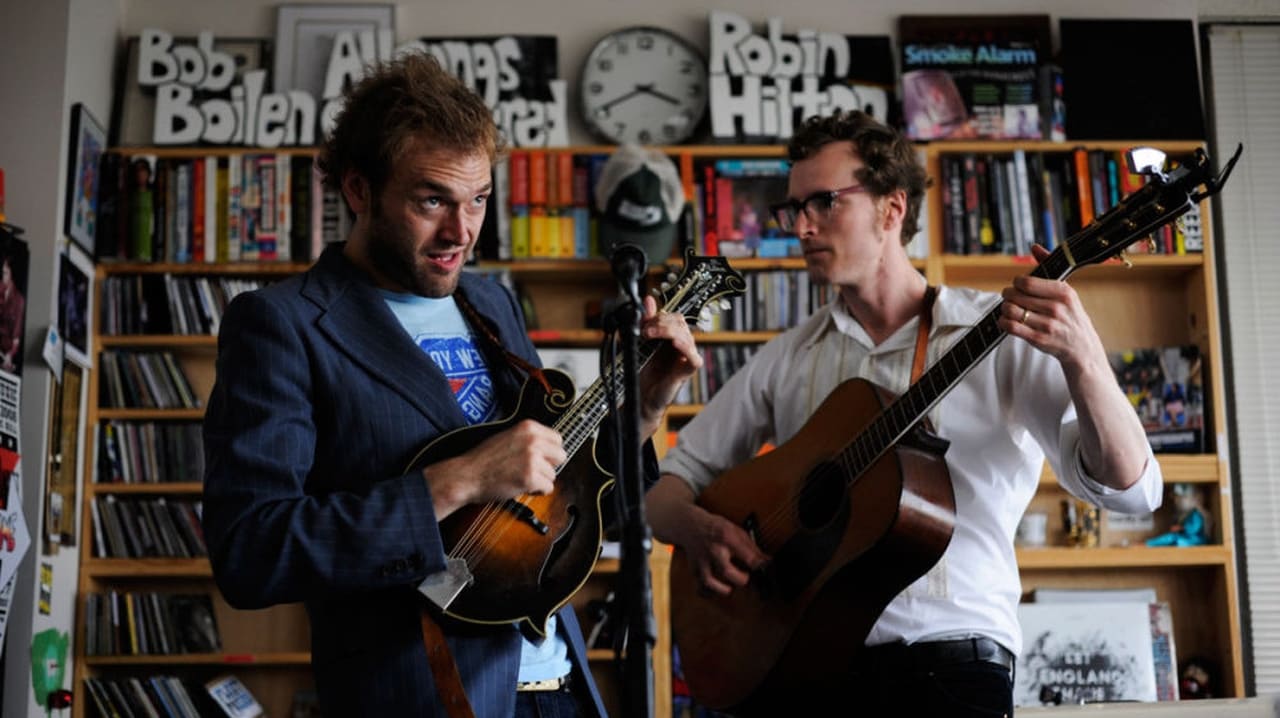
[100,274,267,336]
[100,350,200,410]
[84,591,220,657]
[91,495,206,560]
[97,421,204,485]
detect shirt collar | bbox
[803,285,999,350]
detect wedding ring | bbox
[1020,307,1030,324]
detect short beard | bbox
[365,203,459,298]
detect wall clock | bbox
[579,26,709,145]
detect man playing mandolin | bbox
[202,52,701,717]
[647,110,1163,715]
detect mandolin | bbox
[671,145,1242,713]
[408,249,745,636]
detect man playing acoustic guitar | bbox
[647,110,1163,715]
[203,52,701,717]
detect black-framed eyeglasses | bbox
[769,184,868,232]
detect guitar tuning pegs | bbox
[1118,250,1134,269]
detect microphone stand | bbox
[606,246,654,718]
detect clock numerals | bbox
[580,27,709,145]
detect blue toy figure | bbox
[1147,483,1210,546]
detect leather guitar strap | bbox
[410,292,515,718]
[912,286,938,383]
[420,611,477,718]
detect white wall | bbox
[0,0,121,715]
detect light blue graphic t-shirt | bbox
[381,290,571,683]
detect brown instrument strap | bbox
[912,286,938,383]
[420,610,477,718]
[413,291,516,718]
[456,291,553,394]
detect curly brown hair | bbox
[318,51,504,199]
[787,110,931,244]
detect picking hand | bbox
[423,419,566,519]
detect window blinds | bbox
[1205,22,1280,694]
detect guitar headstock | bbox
[654,247,748,325]
[1046,144,1242,276]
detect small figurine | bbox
[1180,657,1217,699]
[1147,483,1211,546]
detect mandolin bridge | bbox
[503,499,550,534]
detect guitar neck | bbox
[848,249,1080,475]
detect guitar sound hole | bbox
[797,463,845,530]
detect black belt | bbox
[857,637,1015,673]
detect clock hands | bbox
[635,84,680,105]
[596,83,680,115]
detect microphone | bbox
[610,243,648,305]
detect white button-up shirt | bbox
[660,285,1163,655]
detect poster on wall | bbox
[707,11,896,144]
[898,15,1052,141]
[0,232,28,378]
[408,35,567,147]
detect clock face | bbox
[580,27,708,145]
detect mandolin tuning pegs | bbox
[719,298,732,311]
[699,307,712,321]
[660,282,671,291]
[1118,250,1133,269]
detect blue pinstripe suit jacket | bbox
[202,243,612,717]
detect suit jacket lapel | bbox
[307,245,468,435]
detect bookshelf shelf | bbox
[1016,545,1231,569]
[98,408,205,421]
[940,253,1204,284]
[92,481,204,495]
[1038,454,1220,486]
[101,334,217,347]
[99,261,311,275]
[83,558,213,578]
[86,652,313,667]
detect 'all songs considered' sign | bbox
[134,29,567,147]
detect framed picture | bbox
[64,103,105,255]
[273,4,396,98]
[58,248,92,369]
[108,36,272,146]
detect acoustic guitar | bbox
[670,145,1241,713]
[408,249,745,636]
